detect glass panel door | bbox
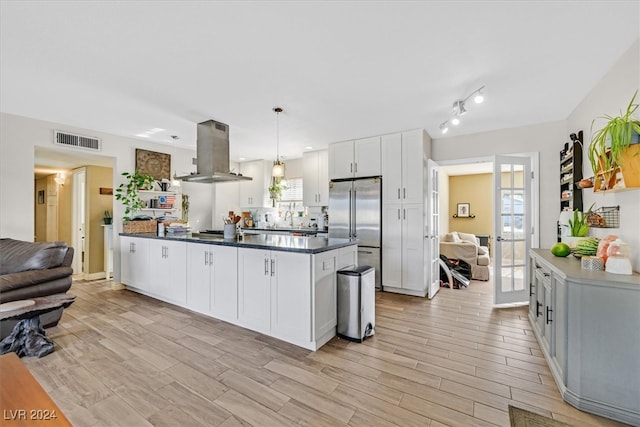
[427,159,440,299]
[493,156,530,304]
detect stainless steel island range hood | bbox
[176,119,252,183]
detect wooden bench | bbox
[0,352,71,426]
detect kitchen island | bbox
[119,232,358,351]
[529,249,640,425]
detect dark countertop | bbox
[242,226,328,235]
[120,232,356,254]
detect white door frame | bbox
[426,159,440,299]
[436,153,539,304]
[72,168,87,276]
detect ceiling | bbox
[2,1,639,168]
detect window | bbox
[280,177,303,202]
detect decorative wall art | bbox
[457,203,470,218]
[135,149,171,180]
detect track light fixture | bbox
[439,85,486,134]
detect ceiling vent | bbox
[54,130,101,151]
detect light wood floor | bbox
[20,278,627,427]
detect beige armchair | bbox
[440,232,490,281]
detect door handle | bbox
[271,259,276,276]
[496,236,503,241]
[546,306,553,324]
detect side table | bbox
[0,294,75,358]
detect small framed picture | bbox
[457,203,470,218]
[37,190,45,204]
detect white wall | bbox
[0,112,202,280]
[438,168,450,235]
[432,120,566,249]
[567,39,640,271]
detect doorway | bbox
[437,153,539,305]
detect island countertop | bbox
[119,232,357,254]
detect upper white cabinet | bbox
[382,130,426,205]
[328,137,381,180]
[303,150,329,206]
[239,160,270,208]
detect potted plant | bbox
[588,91,640,189]
[103,210,112,225]
[268,176,287,207]
[114,171,154,221]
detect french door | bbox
[493,156,530,304]
[426,159,440,299]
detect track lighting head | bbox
[437,85,485,135]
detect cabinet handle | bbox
[271,259,276,276]
[204,251,209,266]
[403,188,406,199]
[403,209,406,220]
[397,209,400,220]
[350,163,353,173]
[546,306,553,324]
[264,258,269,276]
[397,188,400,199]
[354,163,358,173]
[529,284,534,296]
[209,251,213,266]
[536,301,542,317]
[543,272,550,277]
[132,242,136,253]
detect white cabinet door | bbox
[239,160,268,208]
[402,204,424,292]
[329,140,355,180]
[187,243,212,313]
[317,149,329,205]
[382,204,403,289]
[354,136,381,178]
[304,150,330,207]
[271,251,311,342]
[382,133,403,204]
[303,151,320,207]
[401,130,424,205]
[314,251,337,341]
[121,236,149,291]
[149,240,187,304]
[211,245,238,321]
[238,248,271,332]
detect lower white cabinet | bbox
[382,203,425,294]
[187,244,238,321]
[148,239,187,305]
[313,251,337,341]
[238,248,311,343]
[120,236,149,291]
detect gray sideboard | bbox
[528,249,640,426]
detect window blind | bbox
[280,177,303,202]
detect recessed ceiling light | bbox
[305,146,313,150]
[451,116,460,126]
[239,157,246,161]
[151,128,165,133]
[136,133,150,138]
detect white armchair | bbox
[440,232,490,281]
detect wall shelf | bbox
[452,214,476,219]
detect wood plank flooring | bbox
[19,278,628,426]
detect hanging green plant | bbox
[268,176,287,206]
[114,171,155,221]
[588,90,640,179]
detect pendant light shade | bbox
[272,107,285,178]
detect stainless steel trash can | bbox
[337,265,375,342]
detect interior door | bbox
[426,159,440,299]
[494,156,530,304]
[72,168,86,275]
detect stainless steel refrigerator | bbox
[328,177,382,289]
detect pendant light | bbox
[272,107,285,178]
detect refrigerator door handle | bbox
[352,189,357,238]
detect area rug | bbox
[509,405,573,427]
